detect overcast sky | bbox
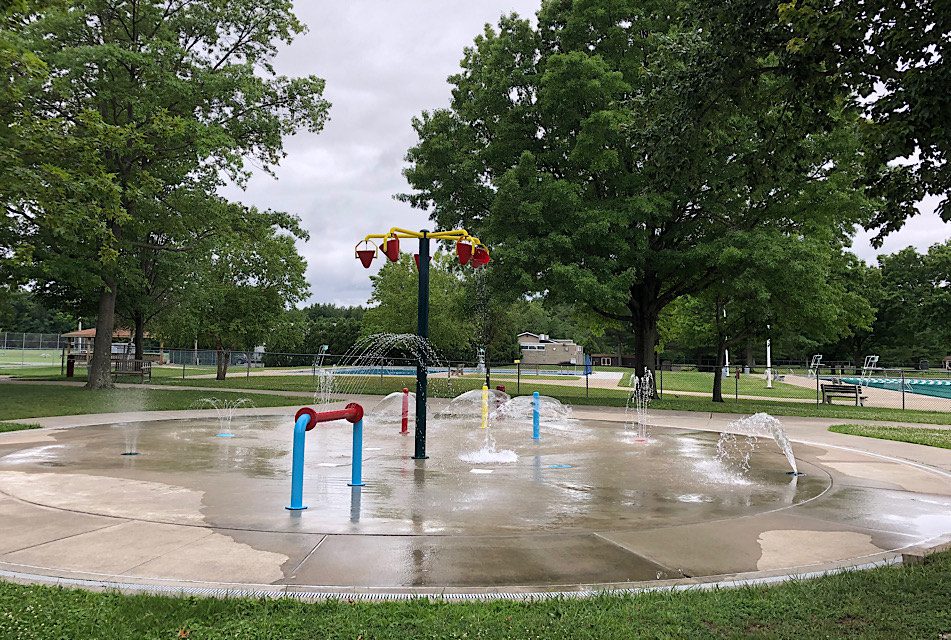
[224,1,951,307]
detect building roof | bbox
[517,332,580,346]
[61,328,147,339]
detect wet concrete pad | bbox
[289,533,676,587]
[0,521,210,574]
[0,494,121,555]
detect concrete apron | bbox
[1,400,949,600]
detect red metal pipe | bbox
[296,403,364,432]
[401,387,409,434]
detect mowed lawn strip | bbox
[141,374,951,425]
[0,383,302,421]
[829,424,951,449]
[1,551,950,639]
[617,369,817,400]
[0,421,41,433]
[3,374,948,425]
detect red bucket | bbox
[456,241,473,265]
[471,245,491,267]
[356,249,375,268]
[383,235,400,262]
[413,254,433,270]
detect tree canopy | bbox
[401,0,881,377]
[2,0,328,387]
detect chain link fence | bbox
[1,334,947,415]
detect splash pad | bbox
[1,402,950,597]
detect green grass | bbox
[0,421,41,433]
[829,424,951,449]
[6,372,949,425]
[1,552,950,639]
[141,374,951,425]
[0,364,66,376]
[0,383,304,421]
[619,370,817,399]
[1,365,217,380]
[0,348,60,365]
[652,394,951,424]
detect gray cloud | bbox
[225,1,951,306]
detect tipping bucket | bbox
[356,249,375,268]
[383,235,400,262]
[456,241,473,265]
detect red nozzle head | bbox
[344,402,364,424]
[295,407,319,431]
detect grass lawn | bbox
[0,383,303,421]
[0,421,40,433]
[140,374,951,425]
[829,424,951,449]
[4,372,949,425]
[619,370,816,400]
[652,394,951,425]
[0,365,210,379]
[1,552,950,639]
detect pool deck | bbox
[0,401,949,599]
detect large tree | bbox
[401,0,875,377]
[155,209,309,380]
[4,0,329,388]
[663,235,875,401]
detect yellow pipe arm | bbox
[362,227,484,247]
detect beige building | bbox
[517,332,583,366]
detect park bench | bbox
[820,383,866,407]
[111,357,152,383]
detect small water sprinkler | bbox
[383,234,400,262]
[456,240,473,265]
[120,452,140,456]
[355,241,377,269]
[401,387,410,434]
[532,391,540,440]
[471,245,491,268]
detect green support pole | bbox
[414,231,430,459]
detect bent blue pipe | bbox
[286,413,311,510]
[349,418,365,487]
[532,391,540,440]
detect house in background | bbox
[60,327,163,363]
[517,332,583,366]
[590,353,637,367]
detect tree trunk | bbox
[86,279,117,389]
[216,340,229,380]
[712,337,725,403]
[133,313,145,362]
[628,281,660,381]
[744,340,754,373]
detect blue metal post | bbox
[286,414,311,510]
[532,391,540,440]
[349,418,365,487]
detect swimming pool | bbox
[840,376,951,400]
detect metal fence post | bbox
[901,369,905,411]
[816,372,820,406]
